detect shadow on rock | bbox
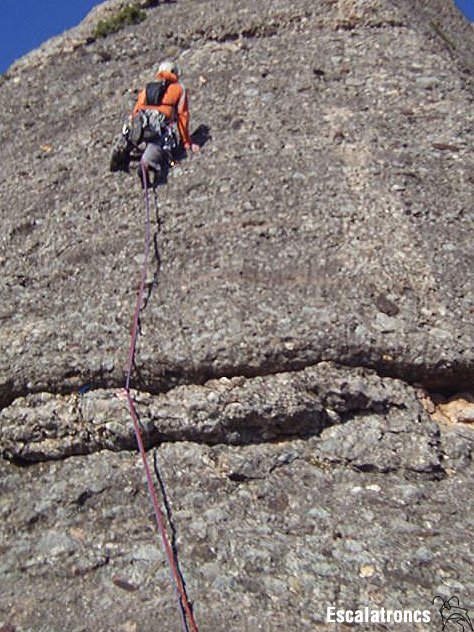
[192,123,212,149]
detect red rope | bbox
[124,160,199,632]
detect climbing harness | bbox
[124,159,199,632]
[110,114,178,173]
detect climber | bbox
[110,59,200,186]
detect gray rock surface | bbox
[1,431,473,631]
[0,0,473,402]
[0,0,473,630]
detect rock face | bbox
[0,1,473,630]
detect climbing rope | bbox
[124,159,199,632]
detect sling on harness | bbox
[110,111,178,176]
[129,109,167,145]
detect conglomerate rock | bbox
[0,0,473,630]
[0,363,435,462]
[0,433,473,631]
[0,0,473,402]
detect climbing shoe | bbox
[110,136,131,172]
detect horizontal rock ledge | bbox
[0,361,460,473]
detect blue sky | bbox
[456,0,474,21]
[0,0,473,75]
[0,0,101,74]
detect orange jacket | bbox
[133,70,192,147]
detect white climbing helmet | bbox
[158,59,180,77]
